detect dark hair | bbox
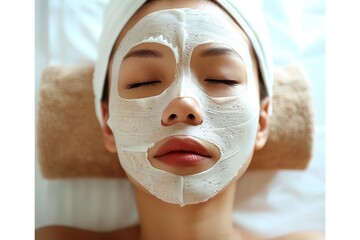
[101,72,110,103]
[257,67,268,100]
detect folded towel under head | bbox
[37,64,313,178]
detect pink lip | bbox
[154,138,211,167]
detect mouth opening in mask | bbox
[147,135,221,176]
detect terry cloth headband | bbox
[93,0,274,127]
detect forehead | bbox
[122,10,247,54]
[112,0,252,53]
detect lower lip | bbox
[155,151,208,167]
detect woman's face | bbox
[104,0,265,206]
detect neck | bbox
[134,183,241,240]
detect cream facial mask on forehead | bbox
[108,8,259,206]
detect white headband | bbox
[93,0,273,127]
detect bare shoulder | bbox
[105,225,140,239]
[237,229,325,240]
[35,225,102,240]
[273,231,325,240]
[35,225,140,240]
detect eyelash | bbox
[127,79,238,89]
[127,80,161,89]
[205,79,239,86]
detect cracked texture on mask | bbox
[108,8,259,206]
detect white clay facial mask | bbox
[108,8,260,206]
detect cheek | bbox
[236,147,255,178]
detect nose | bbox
[161,97,203,126]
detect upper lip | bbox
[154,137,211,158]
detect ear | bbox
[101,101,117,153]
[255,97,270,151]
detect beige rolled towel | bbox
[37,64,313,179]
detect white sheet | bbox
[35,0,325,237]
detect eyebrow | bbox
[199,47,240,58]
[123,49,163,60]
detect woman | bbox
[36,0,324,239]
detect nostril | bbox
[169,114,177,120]
[187,114,195,120]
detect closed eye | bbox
[205,79,239,86]
[127,80,162,89]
